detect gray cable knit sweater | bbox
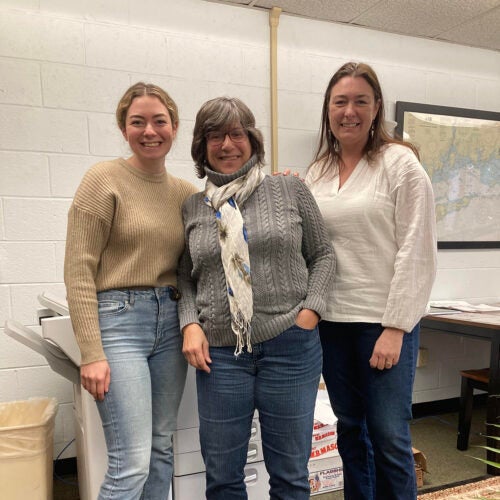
[177,161,335,348]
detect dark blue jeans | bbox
[197,324,322,500]
[319,321,419,500]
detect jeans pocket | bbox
[98,299,129,317]
[292,323,317,333]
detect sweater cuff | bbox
[179,310,202,332]
[302,294,327,319]
[79,342,107,366]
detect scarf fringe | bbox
[232,310,252,357]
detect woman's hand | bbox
[295,309,320,330]
[80,360,110,401]
[273,169,303,179]
[182,323,212,373]
[369,327,404,370]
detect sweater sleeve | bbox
[293,177,335,317]
[64,169,115,365]
[177,196,202,331]
[381,147,437,331]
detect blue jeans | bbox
[197,324,322,500]
[95,288,187,500]
[319,321,419,500]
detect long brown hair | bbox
[309,62,418,179]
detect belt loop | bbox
[129,290,135,306]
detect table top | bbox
[423,310,500,330]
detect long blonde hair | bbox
[116,82,179,131]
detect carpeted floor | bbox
[410,408,487,491]
[54,404,490,499]
[53,470,79,500]
[314,404,489,499]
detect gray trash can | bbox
[0,397,58,500]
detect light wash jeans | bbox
[197,324,322,500]
[95,288,187,500]
[320,321,419,500]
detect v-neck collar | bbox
[334,157,367,193]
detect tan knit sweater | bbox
[64,158,198,364]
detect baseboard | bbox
[54,457,78,475]
[412,393,488,419]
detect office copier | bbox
[5,291,270,499]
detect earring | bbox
[370,122,375,139]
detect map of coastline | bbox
[403,112,500,242]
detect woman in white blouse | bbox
[305,62,437,500]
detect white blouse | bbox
[306,143,437,332]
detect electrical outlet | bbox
[417,347,428,368]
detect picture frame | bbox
[395,101,500,249]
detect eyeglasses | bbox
[205,128,248,146]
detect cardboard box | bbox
[310,378,343,495]
[312,421,337,443]
[308,449,424,493]
[413,447,428,488]
[308,454,342,474]
[310,438,339,460]
[309,465,343,495]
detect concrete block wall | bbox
[0,0,499,458]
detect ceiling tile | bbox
[204,0,500,52]
[436,6,500,51]
[352,0,500,38]
[251,0,381,23]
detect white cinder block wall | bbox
[0,0,499,458]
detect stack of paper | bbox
[429,301,500,313]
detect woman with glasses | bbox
[177,96,334,499]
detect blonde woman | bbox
[64,83,197,499]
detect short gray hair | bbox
[191,97,265,178]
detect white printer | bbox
[5,291,270,499]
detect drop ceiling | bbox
[205,0,500,52]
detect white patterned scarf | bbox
[204,161,265,355]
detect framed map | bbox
[395,102,500,249]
